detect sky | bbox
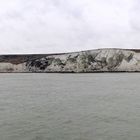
[0,0,140,54]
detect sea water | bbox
[0,73,140,140]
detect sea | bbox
[0,73,140,140]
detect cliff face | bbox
[1,49,140,72]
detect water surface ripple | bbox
[0,73,140,140]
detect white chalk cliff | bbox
[0,48,140,72]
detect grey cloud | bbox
[0,0,139,54]
[130,0,140,30]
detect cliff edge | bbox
[0,48,140,72]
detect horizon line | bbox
[0,48,140,55]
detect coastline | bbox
[0,48,140,73]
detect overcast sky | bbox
[0,0,139,54]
